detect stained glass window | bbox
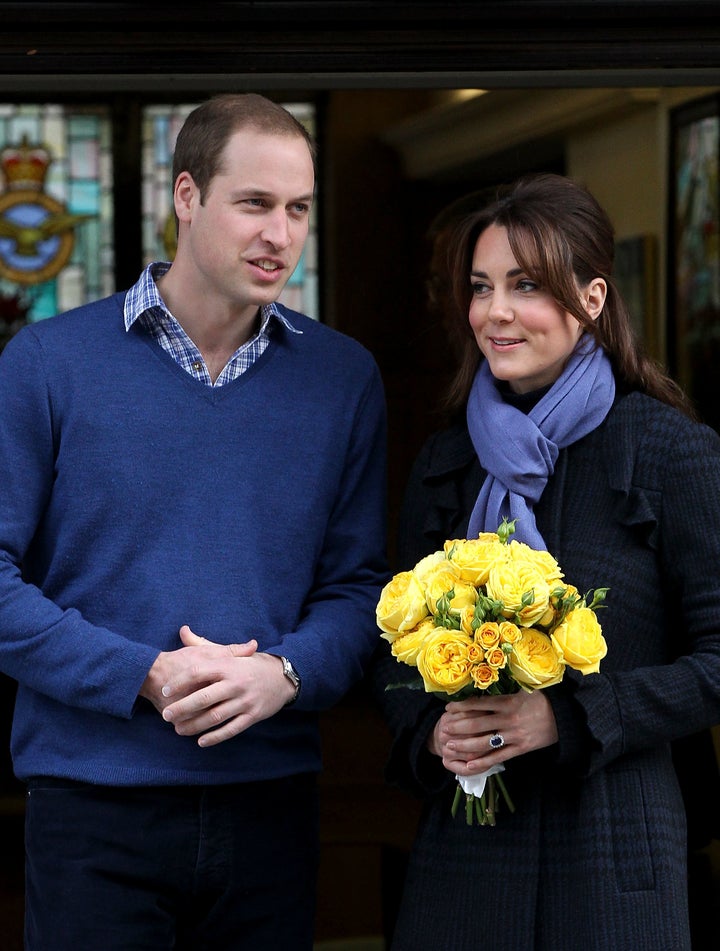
[0,103,113,337]
[141,101,318,319]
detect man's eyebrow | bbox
[233,187,272,197]
[231,187,314,204]
[285,190,315,204]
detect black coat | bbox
[372,390,720,951]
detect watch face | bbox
[282,657,300,687]
[281,657,300,706]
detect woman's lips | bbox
[488,336,524,347]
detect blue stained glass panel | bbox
[70,180,101,215]
[0,103,113,338]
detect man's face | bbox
[175,127,315,317]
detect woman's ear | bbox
[584,278,607,321]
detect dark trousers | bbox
[24,774,319,951]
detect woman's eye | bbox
[517,279,538,292]
[470,281,489,295]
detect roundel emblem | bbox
[0,135,93,286]
[0,189,78,284]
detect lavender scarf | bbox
[466,335,616,549]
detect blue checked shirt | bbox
[123,262,303,387]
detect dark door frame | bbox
[0,1,718,91]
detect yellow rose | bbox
[376,570,429,636]
[540,584,580,630]
[498,621,522,645]
[465,639,483,661]
[416,628,475,695]
[508,627,565,690]
[561,584,580,602]
[550,583,581,612]
[551,606,607,675]
[412,550,448,584]
[390,617,437,666]
[507,540,564,586]
[422,562,477,616]
[444,535,506,586]
[486,559,551,627]
[475,621,501,650]
[536,604,557,629]
[485,646,508,669]
[471,662,499,689]
[459,605,476,637]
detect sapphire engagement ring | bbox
[489,732,505,750]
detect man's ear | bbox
[173,171,197,224]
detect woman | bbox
[372,173,720,950]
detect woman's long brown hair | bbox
[441,173,695,418]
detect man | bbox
[0,93,387,949]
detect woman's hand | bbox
[428,690,558,776]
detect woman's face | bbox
[468,223,586,394]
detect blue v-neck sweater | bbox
[0,292,388,785]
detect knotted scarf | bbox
[466,335,616,549]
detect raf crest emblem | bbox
[0,135,92,284]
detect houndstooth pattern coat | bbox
[371,390,720,951]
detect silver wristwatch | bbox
[280,656,301,705]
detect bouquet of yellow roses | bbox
[376,520,608,826]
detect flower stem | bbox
[485,776,496,825]
[451,784,462,819]
[494,773,516,814]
